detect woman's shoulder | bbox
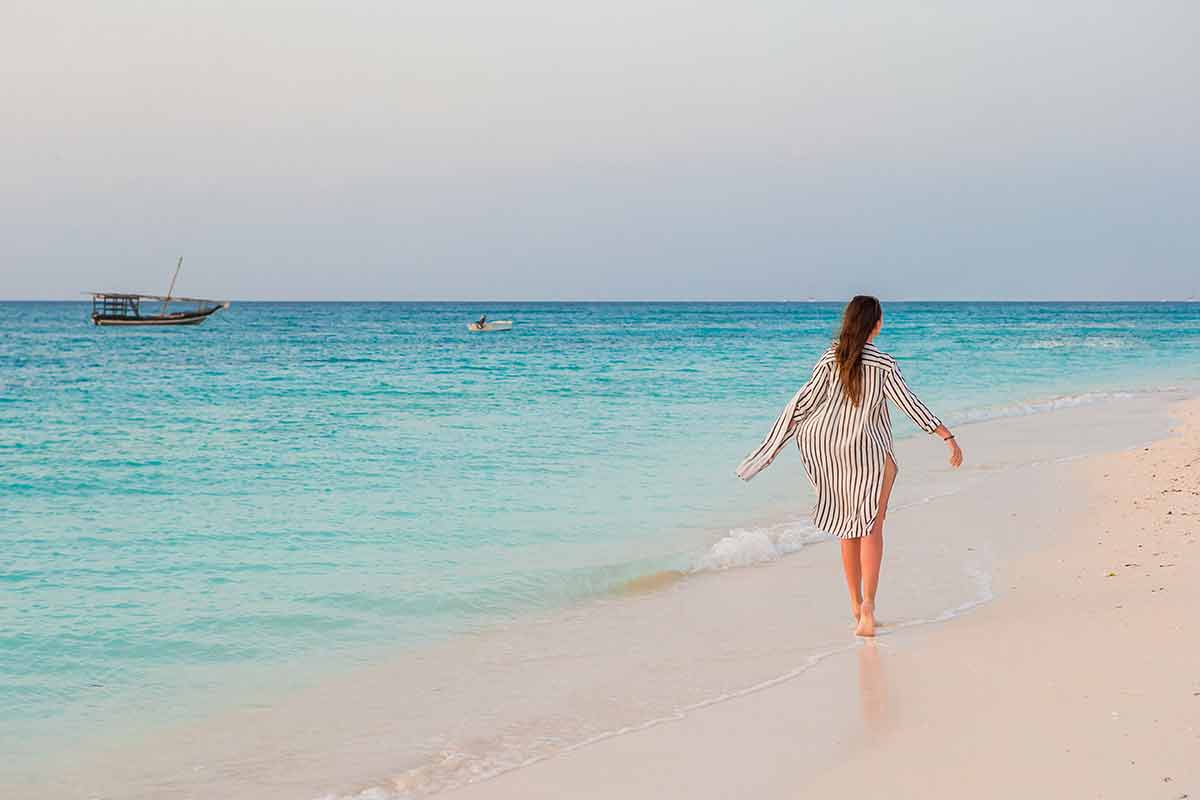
[819,342,898,371]
[860,342,898,371]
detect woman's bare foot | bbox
[851,602,861,622]
[855,602,877,637]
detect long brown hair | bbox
[835,295,882,406]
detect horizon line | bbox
[3,297,1199,304]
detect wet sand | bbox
[445,397,1200,800]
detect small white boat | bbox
[467,320,513,332]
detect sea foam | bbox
[692,519,828,572]
[949,390,1147,425]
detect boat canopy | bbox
[86,292,227,304]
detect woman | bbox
[736,296,963,637]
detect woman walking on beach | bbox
[736,296,963,636]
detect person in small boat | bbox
[476,314,487,328]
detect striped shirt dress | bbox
[736,342,942,539]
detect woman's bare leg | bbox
[840,538,863,620]
[856,455,898,637]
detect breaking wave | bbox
[691,519,828,572]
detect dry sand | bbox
[446,399,1200,800]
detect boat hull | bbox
[93,307,224,326]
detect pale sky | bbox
[2,1,1197,300]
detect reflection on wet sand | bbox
[857,640,890,736]
[615,570,687,595]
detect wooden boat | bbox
[89,258,230,327]
[467,320,513,332]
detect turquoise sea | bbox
[3,301,1200,761]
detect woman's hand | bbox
[933,425,963,468]
[947,437,963,468]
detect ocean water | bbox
[2,301,1199,764]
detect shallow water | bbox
[2,301,1199,776]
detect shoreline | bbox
[16,387,1191,800]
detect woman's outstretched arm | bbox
[736,359,831,481]
[885,364,962,468]
[883,363,941,433]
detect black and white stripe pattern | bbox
[736,342,941,539]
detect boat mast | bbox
[161,256,183,315]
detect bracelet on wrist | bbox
[942,435,955,442]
